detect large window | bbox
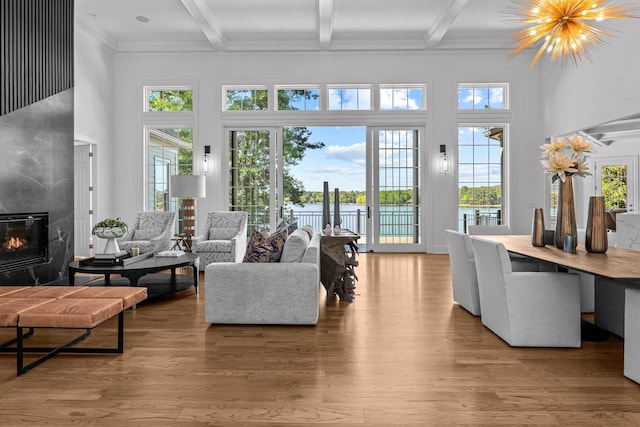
[146,128,193,213]
[458,126,505,232]
[143,85,195,236]
[379,85,425,110]
[458,84,508,110]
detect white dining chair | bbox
[470,236,582,347]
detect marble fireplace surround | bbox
[0,90,74,285]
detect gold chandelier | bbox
[509,0,637,67]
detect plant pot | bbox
[94,227,126,254]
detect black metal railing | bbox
[462,209,502,233]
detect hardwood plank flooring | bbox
[1,253,640,425]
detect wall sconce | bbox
[440,144,449,175]
[202,145,211,175]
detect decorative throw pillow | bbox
[243,230,272,263]
[267,225,289,262]
[280,229,310,263]
[277,220,298,235]
[208,227,238,240]
[133,228,161,240]
[243,225,290,263]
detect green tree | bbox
[601,165,627,209]
[228,90,324,226]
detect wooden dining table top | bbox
[475,234,640,280]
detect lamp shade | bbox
[170,175,206,198]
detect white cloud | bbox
[326,142,366,165]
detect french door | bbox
[228,128,284,232]
[366,127,423,252]
[594,156,638,213]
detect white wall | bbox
[541,19,640,138]
[74,16,116,253]
[109,49,542,252]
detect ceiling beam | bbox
[180,0,225,50]
[318,0,334,49]
[425,0,472,48]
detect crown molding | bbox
[75,11,118,51]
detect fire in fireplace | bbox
[0,213,48,273]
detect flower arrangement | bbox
[540,134,592,183]
[91,217,128,236]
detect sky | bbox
[289,126,367,193]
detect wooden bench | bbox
[0,286,147,375]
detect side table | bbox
[320,232,359,306]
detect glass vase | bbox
[554,175,577,250]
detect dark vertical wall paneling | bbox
[0,0,74,285]
[1,0,74,116]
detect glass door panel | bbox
[228,129,282,232]
[367,128,422,252]
[594,156,638,214]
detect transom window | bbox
[458,84,508,110]
[224,87,268,111]
[276,87,320,111]
[327,85,372,110]
[379,85,425,110]
[144,87,193,112]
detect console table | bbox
[320,232,359,306]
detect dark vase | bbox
[585,195,608,253]
[531,208,545,247]
[554,175,577,250]
[322,181,331,230]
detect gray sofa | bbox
[204,230,321,325]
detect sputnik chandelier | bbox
[509,0,637,67]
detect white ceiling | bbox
[76,0,520,52]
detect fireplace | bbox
[0,213,48,273]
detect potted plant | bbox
[92,217,128,254]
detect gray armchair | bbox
[192,211,248,270]
[118,211,177,254]
[470,236,581,347]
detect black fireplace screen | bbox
[0,213,48,273]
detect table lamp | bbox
[170,175,206,239]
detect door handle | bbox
[367,206,371,219]
[279,206,283,219]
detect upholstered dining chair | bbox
[192,211,248,270]
[470,236,581,347]
[445,229,481,316]
[118,211,177,254]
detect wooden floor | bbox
[2,253,640,425]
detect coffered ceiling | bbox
[76,0,520,52]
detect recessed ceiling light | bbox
[136,16,150,23]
